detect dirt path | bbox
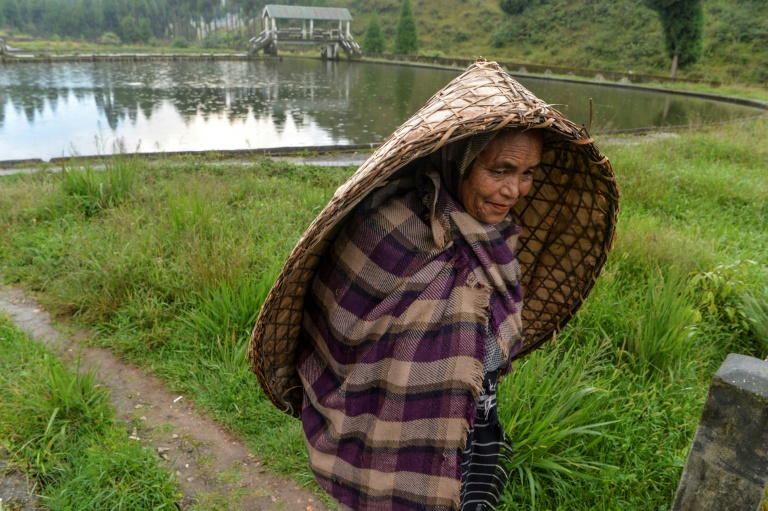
[0,285,327,511]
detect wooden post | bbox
[672,354,768,511]
[310,19,314,39]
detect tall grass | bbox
[742,290,768,357]
[59,157,139,216]
[0,316,179,507]
[48,433,179,511]
[183,266,281,368]
[3,352,112,485]
[625,270,701,377]
[499,337,615,509]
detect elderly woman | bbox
[249,60,619,511]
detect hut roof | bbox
[262,5,353,22]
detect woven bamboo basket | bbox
[248,59,620,417]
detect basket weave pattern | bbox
[248,60,619,417]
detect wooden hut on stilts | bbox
[249,5,361,59]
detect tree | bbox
[499,0,532,16]
[81,0,104,39]
[2,0,20,30]
[362,13,385,53]
[102,0,121,33]
[393,0,417,54]
[120,15,140,43]
[643,0,704,77]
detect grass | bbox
[1,117,767,509]
[0,315,179,509]
[60,158,138,215]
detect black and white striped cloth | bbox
[459,371,514,510]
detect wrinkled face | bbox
[460,129,543,224]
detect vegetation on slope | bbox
[1,0,767,84]
[340,0,768,84]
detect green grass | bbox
[58,158,139,217]
[0,316,179,508]
[1,118,767,509]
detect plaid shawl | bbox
[298,163,524,511]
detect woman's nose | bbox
[499,176,519,199]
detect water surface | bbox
[0,58,760,161]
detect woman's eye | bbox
[491,169,505,176]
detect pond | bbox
[0,58,761,162]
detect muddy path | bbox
[0,285,327,511]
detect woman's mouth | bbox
[488,202,511,212]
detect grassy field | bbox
[1,116,767,509]
[0,315,180,509]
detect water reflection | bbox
[0,59,760,161]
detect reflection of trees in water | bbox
[4,86,49,123]
[393,67,416,120]
[1,60,457,147]
[93,86,165,129]
[653,97,688,127]
[0,84,69,123]
[303,62,457,144]
[2,61,754,150]
[522,79,748,133]
[0,89,6,128]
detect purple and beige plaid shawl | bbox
[298,164,524,511]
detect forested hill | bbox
[338,0,767,84]
[0,0,765,84]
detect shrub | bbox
[98,31,121,45]
[689,260,755,335]
[171,36,188,48]
[453,30,469,43]
[499,0,531,15]
[201,34,224,49]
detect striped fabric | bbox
[459,372,513,510]
[298,164,524,510]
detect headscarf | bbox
[297,135,525,511]
[430,131,499,200]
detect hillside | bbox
[337,0,768,84]
[1,0,765,85]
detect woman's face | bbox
[460,130,543,224]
